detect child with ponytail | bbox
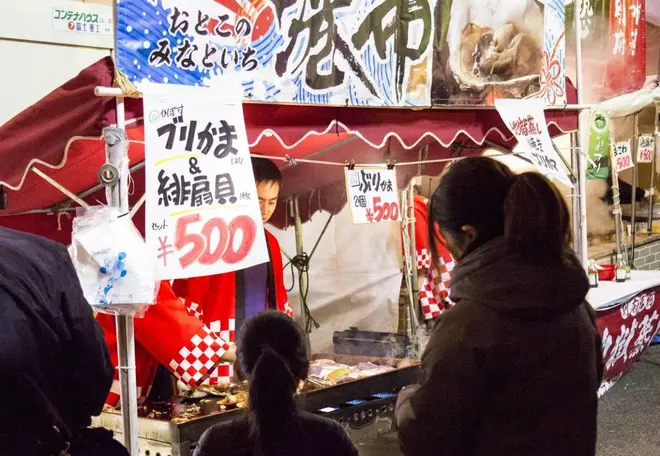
[396,157,603,456]
[194,311,359,456]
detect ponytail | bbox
[503,172,569,261]
[248,346,298,454]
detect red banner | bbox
[595,286,660,396]
[603,0,647,98]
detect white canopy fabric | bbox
[596,75,660,119]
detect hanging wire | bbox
[282,204,339,334]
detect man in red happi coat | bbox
[98,158,292,406]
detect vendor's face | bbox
[257,180,280,224]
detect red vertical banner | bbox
[603,0,646,98]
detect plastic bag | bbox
[69,206,159,316]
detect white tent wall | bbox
[269,207,403,354]
[0,0,113,125]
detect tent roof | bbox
[0,57,578,232]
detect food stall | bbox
[0,51,581,454]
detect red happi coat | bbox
[410,195,455,320]
[98,230,290,407]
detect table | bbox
[587,271,660,396]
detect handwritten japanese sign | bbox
[596,287,660,396]
[637,135,654,163]
[143,85,268,280]
[52,6,112,35]
[612,140,634,173]
[345,167,400,224]
[494,99,572,187]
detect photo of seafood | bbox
[431,0,546,105]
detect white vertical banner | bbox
[143,85,268,280]
[344,166,401,224]
[495,98,573,187]
[612,139,634,172]
[637,135,654,163]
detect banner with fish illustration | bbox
[116,0,565,106]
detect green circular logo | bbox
[149,110,161,123]
[593,113,607,131]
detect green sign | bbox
[587,110,610,180]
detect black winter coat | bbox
[0,228,115,455]
[396,237,603,456]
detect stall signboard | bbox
[115,0,565,106]
[494,98,572,187]
[587,110,611,180]
[595,286,660,397]
[143,85,269,280]
[344,167,400,224]
[612,139,634,173]
[637,135,654,163]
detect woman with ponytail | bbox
[396,157,603,456]
[194,311,359,456]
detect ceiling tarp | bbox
[0,57,578,236]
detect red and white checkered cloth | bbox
[417,248,455,320]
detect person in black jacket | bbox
[0,227,126,455]
[396,157,603,456]
[194,311,359,456]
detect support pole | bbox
[110,96,139,456]
[291,197,311,349]
[574,0,589,267]
[631,114,639,265]
[650,107,659,234]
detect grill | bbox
[94,356,420,456]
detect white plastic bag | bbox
[69,206,159,315]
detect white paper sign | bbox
[143,85,268,280]
[345,167,400,224]
[637,135,655,163]
[613,140,634,172]
[494,99,573,187]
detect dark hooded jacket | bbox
[396,237,603,456]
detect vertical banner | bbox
[603,0,646,98]
[494,98,572,187]
[637,135,654,163]
[344,166,400,224]
[143,85,269,280]
[612,139,634,173]
[538,0,566,105]
[587,110,611,180]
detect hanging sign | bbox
[587,110,611,180]
[143,85,268,280]
[637,135,654,163]
[345,167,400,224]
[494,98,572,187]
[612,139,634,172]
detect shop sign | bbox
[143,85,269,280]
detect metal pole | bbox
[631,114,639,265]
[570,131,581,252]
[613,166,623,257]
[408,184,420,334]
[291,197,311,349]
[574,0,589,267]
[651,107,659,234]
[111,96,139,456]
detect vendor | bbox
[172,157,293,383]
[97,158,292,407]
[408,184,455,324]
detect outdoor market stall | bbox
[0,53,583,455]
